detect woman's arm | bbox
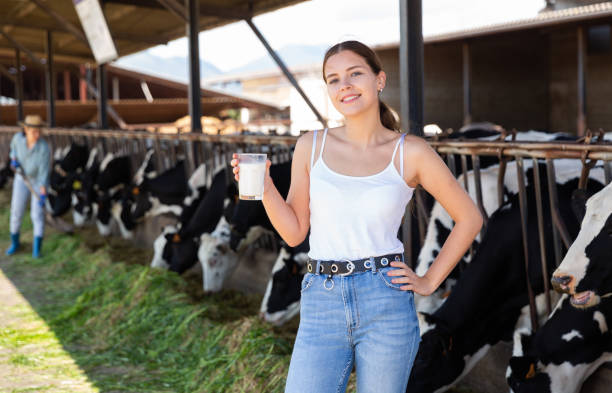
[231,132,312,247]
[388,137,483,295]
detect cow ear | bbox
[509,356,536,381]
[525,363,536,379]
[571,189,589,222]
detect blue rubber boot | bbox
[5,233,20,256]
[32,236,43,258]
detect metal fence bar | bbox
[532,157,552,315]
[515,155,538,331]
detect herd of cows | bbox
[0,128,610,392]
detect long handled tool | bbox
[12,166,74,234]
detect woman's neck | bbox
[343,109,384,150]
[26,137,37,149]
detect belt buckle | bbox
[338,259,355,276]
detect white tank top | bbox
[308,128,415,260]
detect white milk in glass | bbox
[238,158,266,200]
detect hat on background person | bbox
[18,114,47,128]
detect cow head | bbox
[198,216,236,292]
[507,294,612,393]
[259,241,309,326]
[151,226,176,270]
[72,148,99,225]
[552,182,612,308]
[131,160,187,219]
[407,315,463,393]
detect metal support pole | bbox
[532,158,552,315]
[399,0,424,135]
[515,156,538,331]
[462,42,472,126]
[577,26,586,137]
[186,0,201,133]
[97,64,108,129]
[245,18,326,128]
[15,48,23,122]
[45,30,56,127]
[471,154,488,234]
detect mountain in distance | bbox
[114,51,222,81]
[224,43,328,75]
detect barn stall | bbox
[0,124,610,392]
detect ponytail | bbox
[379,100,401,132]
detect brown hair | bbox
[322,40,400,132]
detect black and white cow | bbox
[150,166,237,275]
[72,148,100,226]
[0,157,13,189]
[93,153,132,236]
[506,183,612,393]
[259,237,310,326]
[46,143,89,217]
[406,165,605,393]
[130,160,188,220]
[197,161,291,292]
[414,151,592,314]
[507,293,612,393]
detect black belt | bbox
[307,253,403,276]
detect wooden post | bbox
[63,70,72,101]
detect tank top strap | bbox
[318,128,329,160]
[310,130,318,169]
[390,133,406,177]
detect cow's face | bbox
[199,217,236,292]
[507,295,612,393]
[552,183,612,308]
[151,226,175,270]
[407,319,463,393]
[260,247,308,326]
[130,184,153,219]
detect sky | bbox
[144,0,546,72]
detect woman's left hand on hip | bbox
[388,261,436,296]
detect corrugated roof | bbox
[0,0,308,64]
[425,1,612,43]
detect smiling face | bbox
[323,49,385,118]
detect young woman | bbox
[6,114,50,258]
[231,40,482,393]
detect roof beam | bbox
[0,63,16,83]
[0,20,168,45]
[104,0,251,19]
[28,0,89,46]
[0,29,45,66]
[155,0,187,22]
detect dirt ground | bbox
[0,256,99,393]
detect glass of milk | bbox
[237,153,267,200]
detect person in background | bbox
[6,114,50,258]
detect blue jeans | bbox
[10,174,45,238]
[285,265,420,393]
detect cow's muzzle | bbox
[570,290,598,309]
[551,274,575,294]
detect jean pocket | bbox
[300,273,316,294]
[377,267,406,290]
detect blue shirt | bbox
[9,132,50,188]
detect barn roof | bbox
[0,0,308,64]
[425,1,612,43]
